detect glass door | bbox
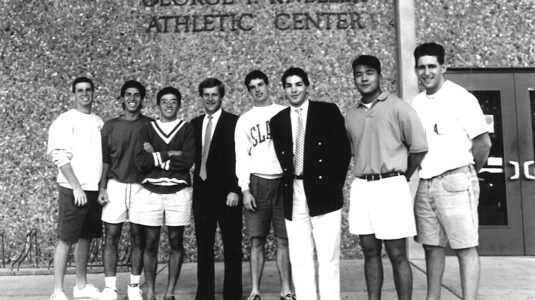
[512,73,535,255]
[447,71,524,255]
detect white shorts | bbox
[130,187,192,227]
[101,179,145,224]
[349,175,416,240]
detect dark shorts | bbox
[57,186,103,243]
[244,175,287,239]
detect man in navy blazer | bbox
[270,67,351,300]
[191,78,242,300]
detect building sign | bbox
[143,0,367,33]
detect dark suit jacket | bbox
[270,101,351,220]
[191,110,241,213]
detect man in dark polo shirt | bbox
[345,55,428,300]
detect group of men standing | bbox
[47,42,491,300]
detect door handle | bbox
[524,161,535,180]
[509,161,519,180]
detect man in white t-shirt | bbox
[47,77,103,300]
[235,70,293,300]
[412,42,492,300]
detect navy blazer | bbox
[270,101,351,220]
[191,110,241,212]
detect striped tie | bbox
[200,115,212,180]
[294,108,304,175]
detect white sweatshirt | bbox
[47,109,103,191]
[235,103,285,192]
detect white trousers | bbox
[285,179,341,300]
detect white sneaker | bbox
[50,292,70,300]
[127,284,143,300]
[99,287,117,300]
[73,283,100,299]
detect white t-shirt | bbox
[412,80,488,179]
[47,109,104,191]
[234,103,286,191]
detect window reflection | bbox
[471,90,507,226]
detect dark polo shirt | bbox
[345,91,428,177]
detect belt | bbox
[294,174,304,179]
[358,172,404,181]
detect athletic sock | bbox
[105,276,117,289]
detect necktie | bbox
[200,115,212,180]
[294,108,304,175]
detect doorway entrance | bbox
[447,69,535,255]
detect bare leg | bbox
[423,244,445,300]
[164,226,185,298]
[103,222,123,277]
[130,222,145,276]
[359,234,383,300]
[249,237,266,296]
[74,237,91,290]
[53,240,72,295]
[455,247,479,300]
[384,238,412,300]
[276,237,292,295]
[143,226,161,299]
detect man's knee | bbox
[251,237,266,250]
[360,236,382,258]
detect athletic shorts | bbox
[348,174,416,240]
[129,187,192,227]
[244,175,287,239]
[57,186,103,243]
[414,165,480,249]
[101,179,145,224]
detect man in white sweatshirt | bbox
[47,77,103,300]
[235,70,294,300]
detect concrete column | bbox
[394,0,424,259]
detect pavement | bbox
[1,257,534,299]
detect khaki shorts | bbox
[415,165,479,249]
[101,179,145,224]
[349,174,416,240]
[244,175,287,239]
[130,187,192,227]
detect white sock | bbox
[130,274,141,285]
[104,277,116,289]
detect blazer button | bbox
[282,151,285,155]
[318,142,322,146]
[318,159,323,163]
[283,168,288,172]
[318,175,322,179]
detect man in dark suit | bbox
[270,67,351,300]
[191,78,242,300]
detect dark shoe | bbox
[247,295,261,300]
[163,297,176,300]
[280,293,296,300]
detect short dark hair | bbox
[156,86,182,106]
[352,55,381,75]
[413,42,445,66]
[72,76,94,93]
[281,67,310,87]
[198,78,225,98]
[120,80,146,99]
[244,70,269,90]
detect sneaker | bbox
[99,287,117,300]
[280,293,296,300]
[247,294,261,300]
[50,292,69,300]
[73,283,100,299]
[127,284,143,300]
